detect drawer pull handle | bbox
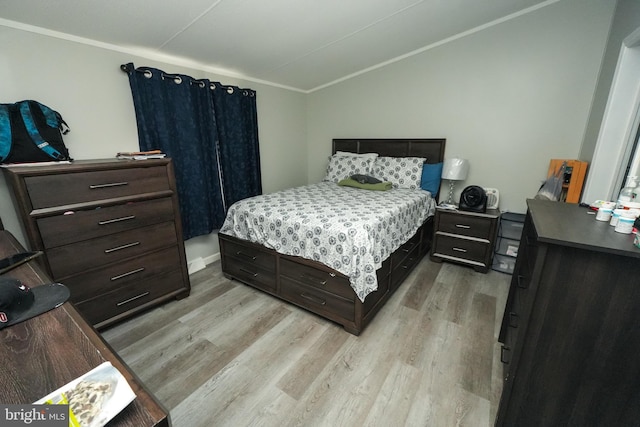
[402,243,415,253]
[508,311,519,328]
[89,181,129,189]
[117,291,150,306]
[452,247,467,253]
[99,215,136,225]
[401,258,415,269]
[104,241,140,253]
[239,268,258,277]
[500,346,511,364]
[455,224,471,229]
[517,274,528,289]
[111,267,145,281]
[300,273,327,286]
[300,292,326,306]
[236,251,257,261]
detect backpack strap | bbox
[18,101,66,160]
[0,105,11,162]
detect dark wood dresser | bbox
[0,229,169,426]
[2,159,190,329]
[497,199,640,425]
[430,207,500,273]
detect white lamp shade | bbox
[441,158,469,181]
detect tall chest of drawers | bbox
[2,159,191,329]
[496,199,640,425]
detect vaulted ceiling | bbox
[0,0,551,91]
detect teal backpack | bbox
[0,100,71,164]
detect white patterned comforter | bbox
[219,182,435,301]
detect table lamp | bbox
[441,158,469,205]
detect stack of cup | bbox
[595,201,616,222]
[610,209,625,226]
[615,210,640,234]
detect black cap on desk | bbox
[0,278,69,329]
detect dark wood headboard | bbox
[332,138,446,164]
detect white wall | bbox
[306,0,615,214]
[582,27,640,204]
[580,0,640,163]
[0,25,307,264]
[0,0,618,265]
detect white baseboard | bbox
[187,252,221,275]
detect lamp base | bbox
[438,202,458,210]
[447,180,456,205]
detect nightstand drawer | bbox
[433,234,489,263]
[438,214,493,239]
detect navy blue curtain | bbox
[121,63,262,240]
[211,83,262,207]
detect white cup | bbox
[596,207,613,221]
[610,209,624,226]
[615,211,636,233]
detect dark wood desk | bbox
[0,230,170,426]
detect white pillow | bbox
[335,151,378,159]
[324,155,375,183]
[372,157,427,189]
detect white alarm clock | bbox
[485,188,499,210]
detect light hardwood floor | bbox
[102,256,510,427]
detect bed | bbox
[218,138,446,335]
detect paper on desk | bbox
[35,361,136,427]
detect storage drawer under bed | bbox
[280,276,354,323]
[222,238,277,272]
[280,257,354,301]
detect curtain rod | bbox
[120,63,256,96]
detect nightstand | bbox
[430,207,500,273]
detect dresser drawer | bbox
[48,221,178,278]
[63,246,183,303]
[37,197,174,248]
[76,269,183,327]
[280,258,354,301]
[438,214,493,239]
[280,276,354,322]
[25,166,170,209]
[433,234,489,263]
[223,238,277,272]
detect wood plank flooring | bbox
[102,256,510,427]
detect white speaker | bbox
[485,188,499,209]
